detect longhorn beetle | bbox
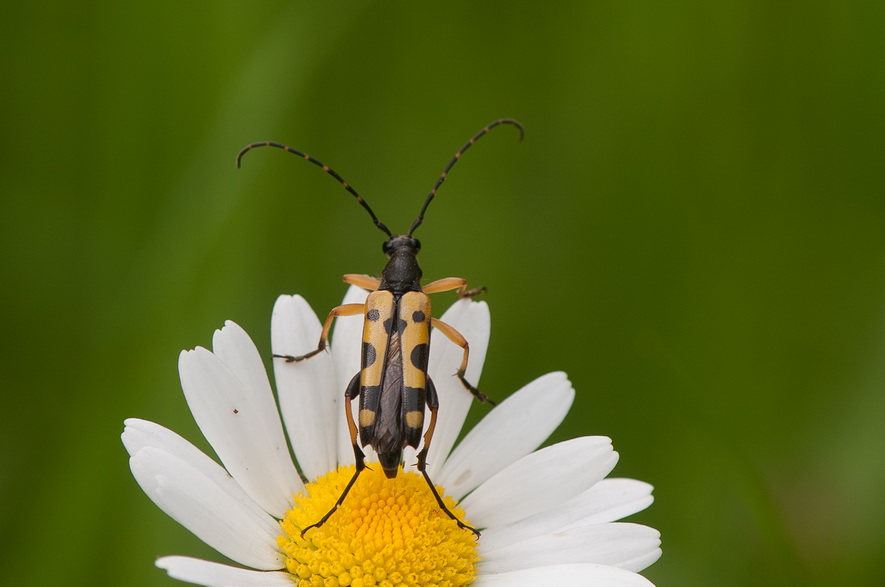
[236,119,524,537]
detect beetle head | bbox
[382,234,421,257]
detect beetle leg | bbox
[275,303,365,362]
[341,373,366,469]
[343,273,382,291]
[457,285,487,298]
[301,374,365,537]
[430,318,496,405]
[423,276,485,298]
[415,378,439,473]
[416,378,480,537]
[423,276,466,294]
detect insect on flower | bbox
[236,119,524,536]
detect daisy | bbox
[123,286,661,586]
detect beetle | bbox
[236,119,524,536]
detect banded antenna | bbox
[236,141,392,238]
[236,118,524,239]
[408,118,524,236]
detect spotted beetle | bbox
[237,119,524,536]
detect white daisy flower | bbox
[123,286,661,587]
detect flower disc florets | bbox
[279,465,479,587]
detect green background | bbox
[2,2,884,585]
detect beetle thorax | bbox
[380,235,422,293]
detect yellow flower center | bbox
[279,465,479,587]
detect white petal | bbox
[473,563,656,587]
[122,419,270,521]
[479,523,662,574]
[211,322,278,436]
[157,556,294,587]
[478,477,654,551]
[437,371,575,499]
[329,285,369,466]
[179,346,302,518]
[129,447,284,570]
[212,322,304,496]
[558,478,654,527]
[460,436,618,528]
[271,295,338,480]
[425,299,491,478]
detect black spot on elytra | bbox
[410,343,429,370]
[412,310,426,323]
[367,308,380,321]
[362,341,377,367]
[385,316,407,333]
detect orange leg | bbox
[301,374,365,536]
[275,303,365,362]
[423,277,485,298]
[417,378,480,537]
[430,318,495,405]
[343,273,381,291]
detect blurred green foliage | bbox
[3,1,885,586]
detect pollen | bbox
[279,465,479,587]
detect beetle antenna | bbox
[237,141,393,238]
[408,118,524,237]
